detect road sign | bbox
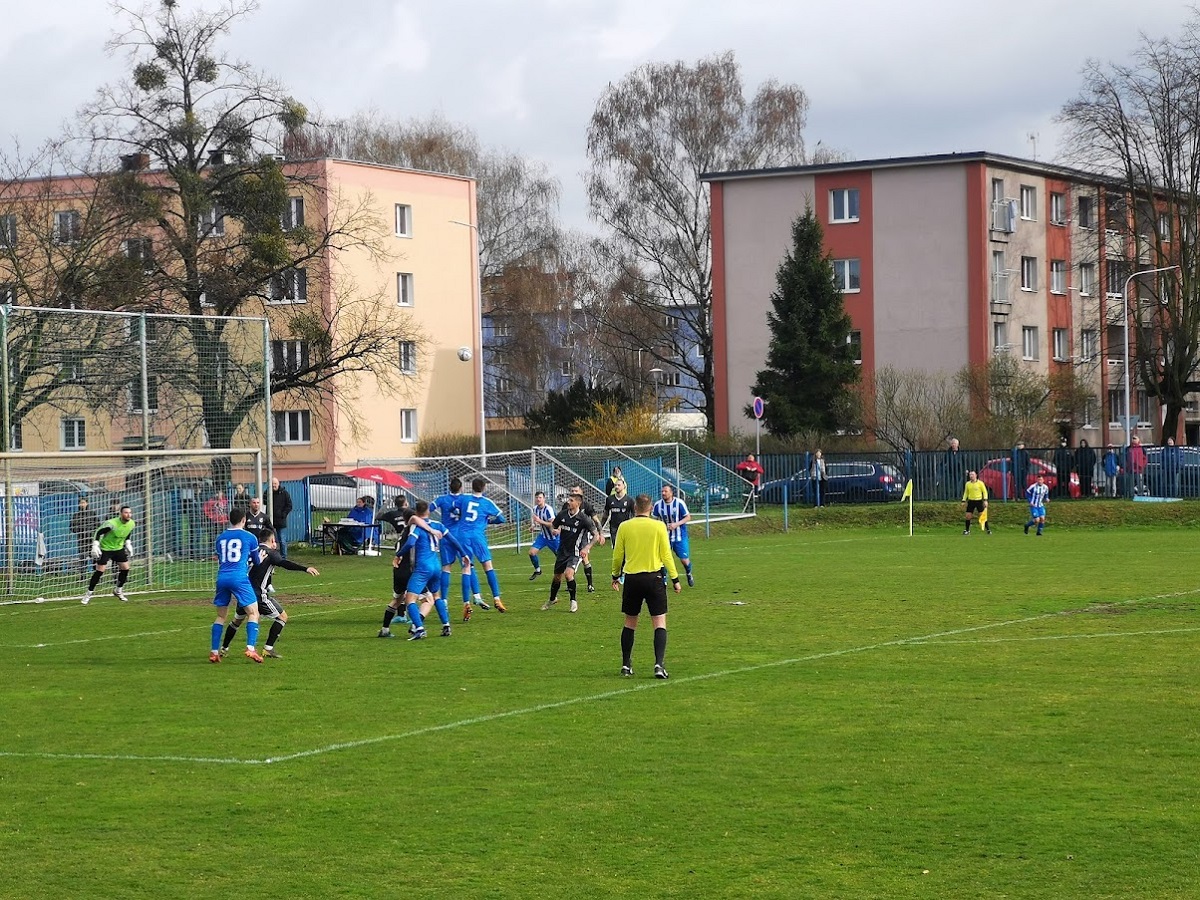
[752,396,765,419]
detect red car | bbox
[978,457,1081,499]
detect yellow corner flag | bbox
[978,507,988,527]
[901,479,913,501]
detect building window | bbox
[830,188,860,223]
[54,210,82,244]
[1019,185,1037,220]
[1080,329,1098,362]
[60,348,85,382]
[1050,192,1066,225]
[396,272,414,307]
[1022,325,1039,360]
[1158,212,1171,241]
[1079,263,1095,296]
[1020,256,1038,291]
[1052,328,1069,361]
[8,422,21,451]
[269,268,307,304]
[1138,390,1153,425]
[559,330,575,349]
[0,283,17,305]
[560,360,573,377]
[394,204,412,237]
[1107,389,1125,425]
[993,321,1008,350]
[1082,397,1096,428]
[660,369,682,387]
[198,205,225,238]
[847,330,862,364]
[61,417,86,450]
[1078,196,1094,229]
[1050,259,1067,294]
[0,214,16,246]
[273,410,311,444]
[1106,260,1127,297]
[282,196,305,230]
[122,237,155,272]
[492,319,512,338]
[398,340,416,374]
[832,258,861,293]
[496,375,514,394]
[991,177,1005,202]
[128,375,160,414]
[400,408,417,443]
[272,339,310,374]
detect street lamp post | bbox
[451,219,486,466]
[648,367,663,426]
[1122,264,1180,449]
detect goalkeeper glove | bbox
[124,540,133,555]
[90,540,101,560]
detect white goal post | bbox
[0,448,262,604]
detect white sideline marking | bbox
[911,626,1200,645]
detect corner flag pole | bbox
[902,479,914,536]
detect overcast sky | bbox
[1,0,1191,229]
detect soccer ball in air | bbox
[457,346,473,362]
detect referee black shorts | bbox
[621,571,668,618]
[965,499,985,514]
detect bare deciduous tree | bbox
[860,367,967,452]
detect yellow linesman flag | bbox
[978,507,988,527]
[901,479,913,501]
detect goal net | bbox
[0,448,262,604]
[358,442,753,551]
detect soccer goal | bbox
[357,442,753,551]
[0,448,262,604]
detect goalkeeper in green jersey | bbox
[82,505,137,605]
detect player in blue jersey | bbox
[652,484,695,587]
[457,476,507,614]
[1024,473,1050,536]
[209,508,264,663]
[397,500,469,640]
[432,476,486,621]
[528,490,559,580]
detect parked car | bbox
[978,457,1081,500]
[306,473,370,510]
[758,461,905,504]
[1142,446,1200,497]
[37,478,95,495]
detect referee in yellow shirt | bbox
[962,470,991,535]
[611,493,681,679]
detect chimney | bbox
[120,153,150,171]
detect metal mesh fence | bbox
[0,449,262,604]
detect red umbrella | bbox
[345,467,414,489]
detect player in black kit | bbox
[560,485,604,592]
[543,492,599,613]
[219,528,319,659]
[601,479,635,543]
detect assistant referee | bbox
[611,493,681,679]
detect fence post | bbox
[1,306,12,594]
[783,482,789,533]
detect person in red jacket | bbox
[1126,435,1147,496]
[735,453,765,497]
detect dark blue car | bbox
[758,461,905,504]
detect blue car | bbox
[758,461,905,504]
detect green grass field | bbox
[4,520,1200,898]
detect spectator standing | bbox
[941,439,965,501]
[810,449,828,507]
[266,476,294,557]
[1075,439,1097,498]
[1012,442,1031,499]
[1126,436,1147,495]
[231,483,251,510]
[1102,445,1121,497]
[202,489,229,545]
[1052,438,1074,500]
[1162,436,1182,498]
[604,466,626,498]
[735,453,765,497]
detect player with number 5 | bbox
[209,507,264,663]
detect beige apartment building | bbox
[704,151,1195,444]
[0,158,482,479]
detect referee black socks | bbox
[653,627,667,668]
[621,626,635,667]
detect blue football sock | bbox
[530,554,540,570]
[434,598,449,625]
[461,574,472,603]
[211,623,223,652]
[246,620,259,649]
[470,570,481,597]
[486,569,500,599]
[685,562,693,574]
[406,601,424,629]
[440,571,451,600]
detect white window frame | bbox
[0,214,17,246]
[1050,259,1067,295]
[1082,397,1097,428]
[122,237,155,272]
[54,210,81,245]
[492,319,512,338]
[198,205,225,238]
[832,258,861,293]
[272,339,309,375]
[1019,185,1037,221]
[398,340,417,375]
[1107,389,1125,426]
[282,196,305,230]
[396,272,414,307]
[273,410,311,445]
[8,421,21,452]
[660,369,682,387]
[1158,212,1171,241]
[496,375,514,394]
[561,360,573,377]
[1080,329,1098,362]
[128,374,160,414]
[1021,256,1038,292]
[400,408,417,443]
[830,188,860,223]
[847,330,862,365]
[269,268,307,304]
[1022,325,1039,361]
[394,204,412,238]
[1079,263,1095,297]
[1052,328,1069,362]
[993,321,1009,351]
[1078,196,1095,229]
[1050,192,1066,225]
[61,417,86,451]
